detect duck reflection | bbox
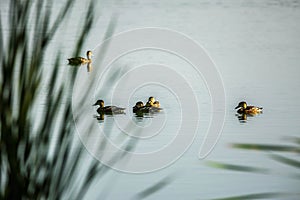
[236,113,248,123]
[94,113,124,122]
[86,62,92,72]
[94,113,105,122]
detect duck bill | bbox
[234,105,240,109]
[93,103,97,106]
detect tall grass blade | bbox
[134,175,174,199]
[206,161,268,173]
[270,154,300,169]
[211,192,282,200]
[231,143,300,153]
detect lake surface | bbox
[79,1,300,199]
[3,0,300,199]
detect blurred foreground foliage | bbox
[208,137,300,199]
[0,0,102,199]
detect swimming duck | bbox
[133,101,145,113]
[93,99,125,115]
[68,51,92,65]
[235,101,263,115]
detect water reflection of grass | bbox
[207,137,300,199]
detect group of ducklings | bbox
[133,97,162,114]
[93,97,163,117]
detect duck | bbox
[235,101,263,115]
[133,101,145,113]
[68,50,92,65]
[93,99,125,115]
[133,101,162,114]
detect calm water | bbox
[3,0,300,199]
[81,1,300,199]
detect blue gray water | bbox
[81,1,300,199]
[3,0,300,199]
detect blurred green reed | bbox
[231,138,300,177]
[207,137,300,199]
[206,161,268,173]
[211,192,282,200]
[134,175,175,200]
[0,0,103,199]
[231,143,300,153]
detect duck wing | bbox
[106,106,126,114]
[245,106,263,114]
[149,107,163,113]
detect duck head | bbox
[235,101,247,109]
[148,96,155,103]
[86,50,93,59]
[135,101,144,108]
[153,101,160,107]
[93,99,104,108]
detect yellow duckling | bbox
[133,100,162,114]
[145,97,155,107]
[68,50,92,65]
[153,101,160,108]
[235,101,263,115]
